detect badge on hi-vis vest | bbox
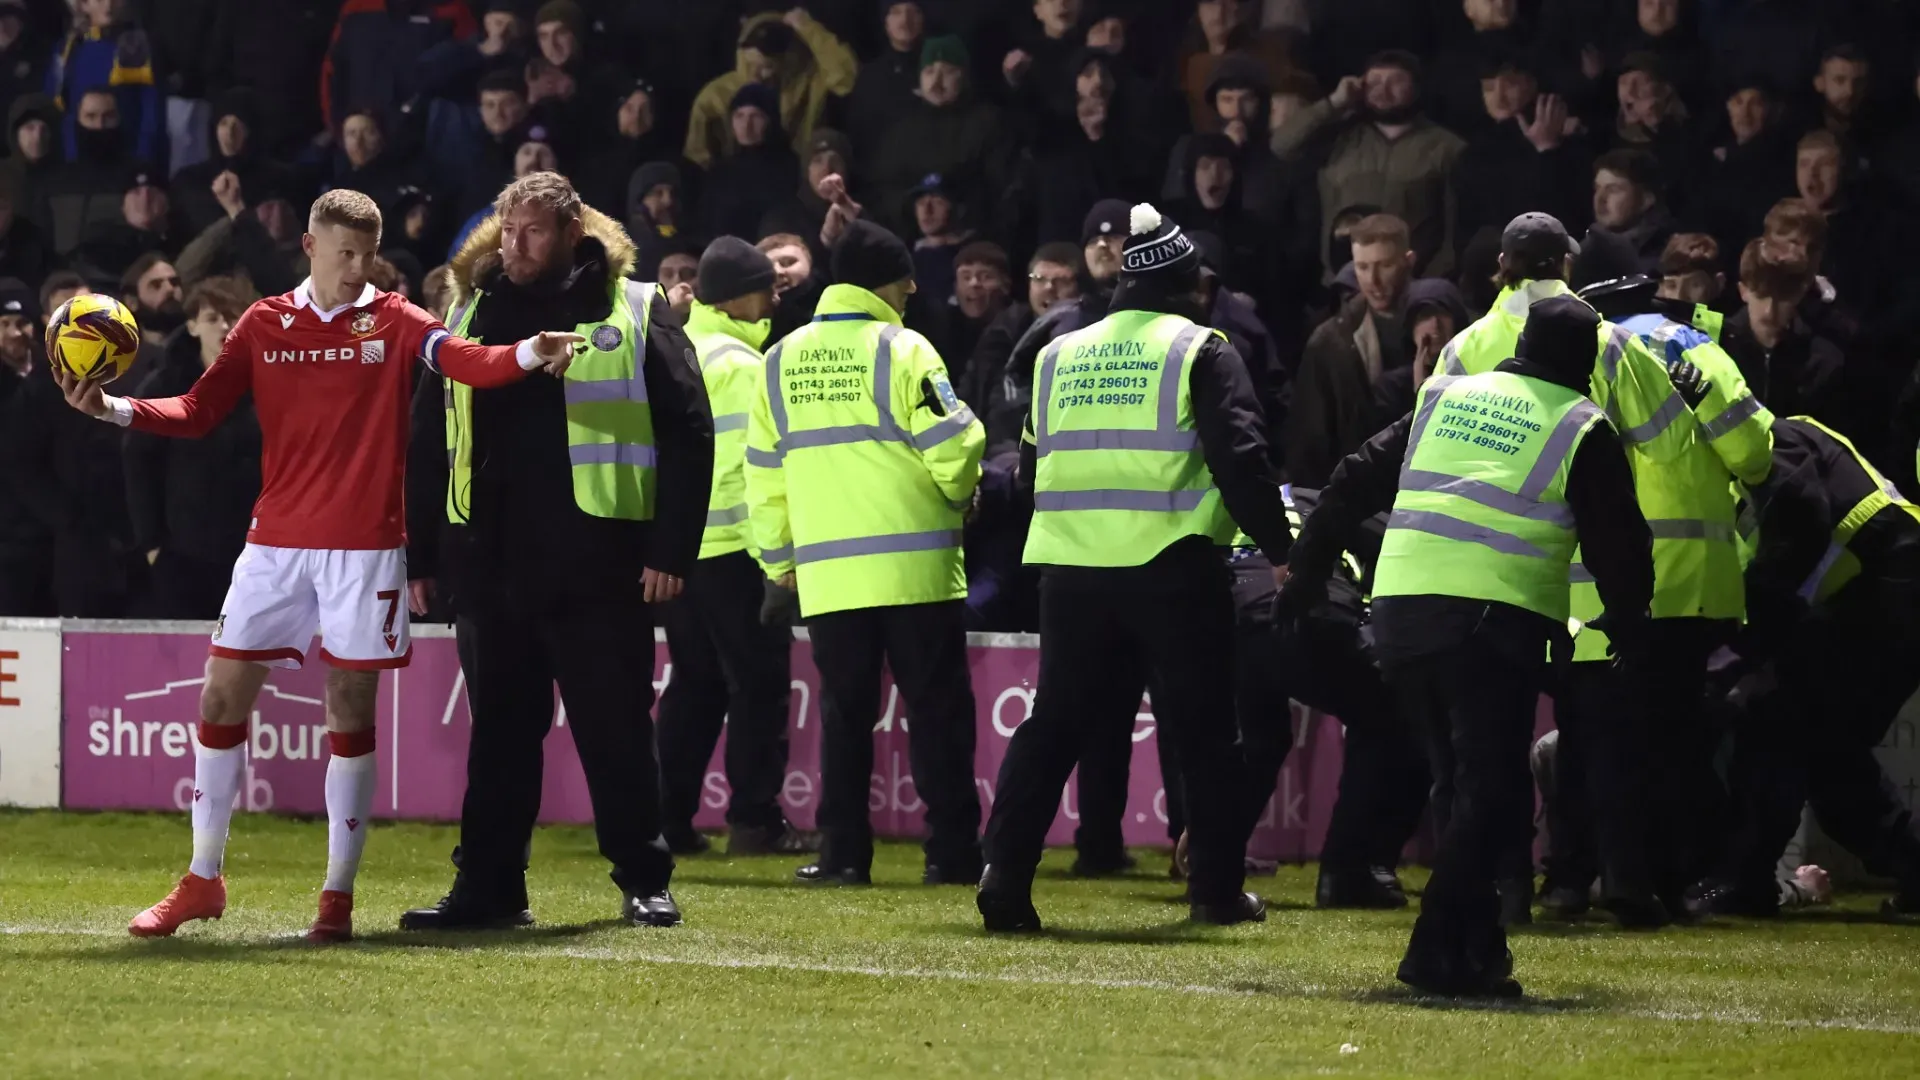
[591,325,623,351]
[932,375,962,416]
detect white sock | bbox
[322,746,376,894]
[188,733,246,880]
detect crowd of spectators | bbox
[5,0,1920,627]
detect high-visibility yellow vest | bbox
[444,279,656,523]
[1568,309,1774,658]
[1373,370,1607,622]
[743,284,984,617]
[686,302,770,560]
[1787,417,1920,604]
[1023,310,1236,567]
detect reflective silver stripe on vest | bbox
[1647,518,1736,542]
[1517,400,1605,500]
[1038,428,1199,453]
[764,342,790,439]
[913,408,975,451]
[713,412,748,434]
[1033,338,1064,444]
[448,296,478,334]
[1388,508,1554,558]
[1617,390,1686,445]
[1438,339,1465,376]
[1697,393,1763,440]
[1399,470,1576,527]
[1569,562,1594,584]
[705,504,748,527]
[745,446,783,467]
[1034,488,1214,513]
[1799,542,1847,600]
[761,543,794,564]
[786,424,897,449]
[1397,374,1459,486]
[1599,324,1631,382]
[702,342,755,370]
[1033,323,1203,456]
[794,528,962,564]
[568,443,656,467]
[564,377,648,404]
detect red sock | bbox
[327,729,375,758]
[197,721,248,750]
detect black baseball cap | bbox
[1502,212,1579,265]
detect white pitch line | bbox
[5,923,1918,1037]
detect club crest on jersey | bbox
[351,311,376,335]
[591,325,623,352]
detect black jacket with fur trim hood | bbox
[406,206,714,613]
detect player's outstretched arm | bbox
[404,299,583,387]
[80,310,254,437]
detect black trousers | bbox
[656,551,794,832]
[1390,628,1543,972]
[984,561,1248,904]
[1721,577,1920,890]
[453,600,673,898]
[1632,618,1733,899]
[1544,654,1669,901]
[807,599,981,872]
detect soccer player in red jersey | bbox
[54,189,585,943]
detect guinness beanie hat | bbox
[1120,203,1198,277]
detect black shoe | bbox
[1537,884,1591,921]
[923,860,983,886]
[399,886,534,932]
[664,829,711,856]
[1684,877,1779,918]
[727,823,820,856]
[1316,866,1408,910]
[1070,850,1138,878]
[794,862,870,886]
[1397,942,1522,998]
[1602,892,1672,930]
[1882,893,1920,919]
[622,888,682,927]
[977,887,1043,933]
[1190,891,1266,926]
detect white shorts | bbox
[210,545,412,670]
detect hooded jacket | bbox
[0,94,58,214]
[406,206,714,613]
[682,12,856,170]
[701,100,799,243]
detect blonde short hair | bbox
[309,188,383,236]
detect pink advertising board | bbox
[61,624,1349,859]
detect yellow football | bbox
[46,293,142,383]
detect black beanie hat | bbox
[1515,295,1602,379]
[1080,198,1131,246]
[831,219,915,291]
[698,236,777,304]
[1120,203,1198,277]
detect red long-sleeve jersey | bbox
[120,282,531,550]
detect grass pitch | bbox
[2,810,1918,1078]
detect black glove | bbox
[760,576,799,626]
[1668,359,1713,409]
